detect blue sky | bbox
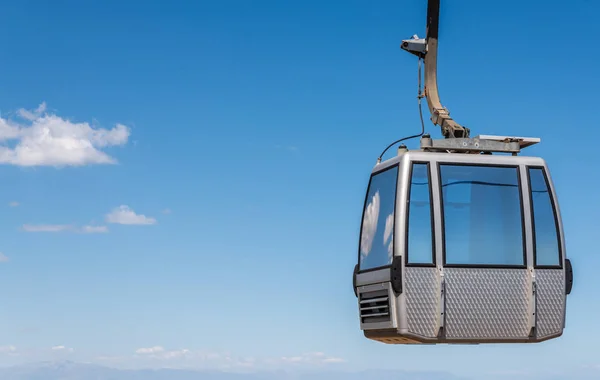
[0,0,598,376]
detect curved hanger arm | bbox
[402,0,470,139]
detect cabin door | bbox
[438,163,532,341]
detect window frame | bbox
[437,162,528,269]
[405,161,436,267]
[527,165,563,269]
[357,164,400,273]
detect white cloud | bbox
[129,348,344,370]
[0,253,9,262]
[80,225,109,234]
[0,102,130,167]
[8,201,19,207]
[106,205,156,225]
[51,345,74,353]
[135,346,165,355]
[279,352,346,366]
[161,349,191,359]
[383,212,393,244]
[162,208,172,214]
[17,102,47,121]
[360,191,380,261]
[135,346,193,360]
[323,357,346,363]
[22,224,109,233]
[0,345,346,371]
[22,224,73,232]
[384,212,394,262]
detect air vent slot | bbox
[359,289,391,324]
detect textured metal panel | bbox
[444,268,530,339]
[405,267,440,338]
[536,269,565,338]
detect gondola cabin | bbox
[353,135,573,344]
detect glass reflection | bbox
[359,166,398,270]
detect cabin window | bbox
[529,167,561,267]
[439,164,525,266]
[406,163,434,265]
[359,165,398,271]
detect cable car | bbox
[353,135,573,344]
[352,0,573,344]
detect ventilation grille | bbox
[359,289,391,324]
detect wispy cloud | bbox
[0,344,346,372]
[80,225,109,234]
[17,102,47,121]
[0,102,130,167]
[134,346,193,360]
[22,224,73,232]
[384,212,394,261]
[8,201,19,207]
[128,347,345,370]
[105,205,156,225]
[21,224,108,233]
[279,352,346,365]
[0,253,9,263]
[360,191,380,261]
[135,346,165,355]
[51,345,74,353]
[22,206,158,232]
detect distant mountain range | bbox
[0,360,596,380]
[0,361,468,380]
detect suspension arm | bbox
[401,0,470,139]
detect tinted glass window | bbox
[440,165,524,266]
[359,166,398,270]
[407,163,434,264]
[529,168,561,266]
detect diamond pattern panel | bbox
[536,269,565,338]
[405,267,440,338]
[444,268,530,339]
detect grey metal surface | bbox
[405,267,440,338]
[444,268,531,340]
[429,161,444,268]
[476,135,540,149]
[394,155,411,334]
[519,165,536,285]
[372,151,548,170]
[542,166,569,327]
[420,136,522,153]
[356,268,390,287]
[535,269,565,339]
[401,35,427,57]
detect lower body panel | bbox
[361,267,566,344]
